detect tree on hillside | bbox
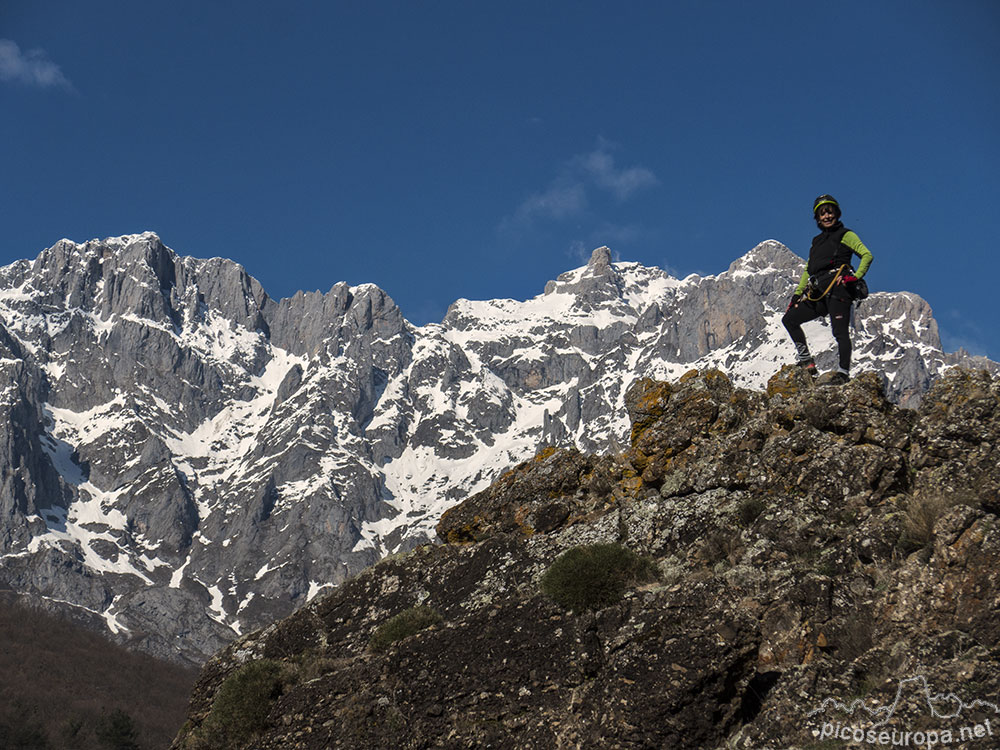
[0,702,50,749]
[96,710,140,750]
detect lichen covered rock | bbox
[173,367,1000,750]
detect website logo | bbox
[805,675,999,747]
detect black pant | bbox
[782,287,853,372]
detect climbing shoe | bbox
[796,358,817,377]
[826,371,850,385]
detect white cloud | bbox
[0,39,73,90]
[511,182,588,226]
[571,148,659,201]
[566,239,590,264]
[504,142,658,229]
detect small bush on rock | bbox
[369,605,442,653]
[898,492,971,554]
[186,659,286,750]
[540,543,658,612]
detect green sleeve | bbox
[842,231,873,277]
[794,268,809,296]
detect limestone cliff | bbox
[7,234,995,665]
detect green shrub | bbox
[369,605,442,653]
[540,543,658,612]
[189,659,285,750]
[0,708,49,750]
[96,709,140,750]
[290,648,340,684]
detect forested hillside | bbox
[0,593,197,750]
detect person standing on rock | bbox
[782,195,874,384]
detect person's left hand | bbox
[840,275,858,285]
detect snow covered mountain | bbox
[0,233,993,664]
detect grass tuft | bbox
[368,606,442,653]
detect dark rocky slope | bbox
[172,366,1000,749]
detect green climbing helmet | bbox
[813,194,841,218]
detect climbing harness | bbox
[805,264,848,302]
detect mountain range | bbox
[0,232,994,664]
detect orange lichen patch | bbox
[627,378,674,445]
[489,445,562,491]
[625,447,648,473]
[766,366,807,400]
[535,445,559,462]
[620,474,644,498]
[700,369,732,388]
[512,504,537,537]
[440,522,477,545]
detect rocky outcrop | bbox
[172,367,1000,749]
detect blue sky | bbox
[3,1,999,358]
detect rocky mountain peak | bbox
[542,245,624,306]
[586,244,613,270]
[172,366,1000,750]
[725,238,801,276]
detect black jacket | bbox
[807,223,854,277]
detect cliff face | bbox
[172,367,1000,750]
